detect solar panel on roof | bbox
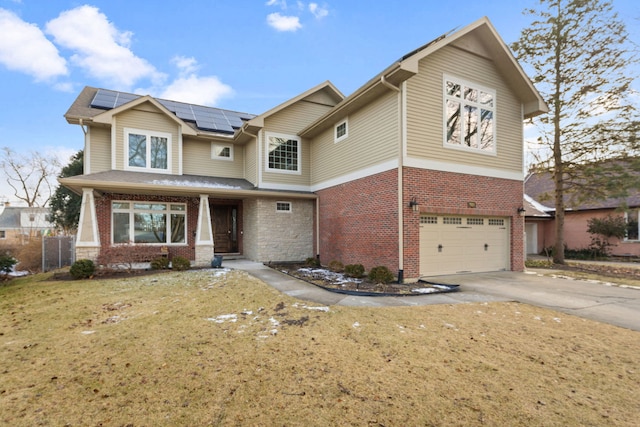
[89,88,254,133]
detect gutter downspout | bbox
[380,76,405,283]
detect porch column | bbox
[75,188,100,261]
[194,194,214,267]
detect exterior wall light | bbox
[517,207,526,216]
[409,197,419,212]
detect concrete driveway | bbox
[225,260,640,332]
[423,269,640,332]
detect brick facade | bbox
[94,193,199,263]
[403,167,525,278]
[316,167,525,280]
[317,169,400,272]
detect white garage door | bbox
[419,215,510,276]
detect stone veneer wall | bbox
[242,198,314,262]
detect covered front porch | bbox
[60,170,317,267]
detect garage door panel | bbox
[419,215,509,276]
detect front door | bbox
[212,205,238,253]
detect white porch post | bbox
[194,194,214,267]
[75,188,101,261]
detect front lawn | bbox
[1,269,638,426]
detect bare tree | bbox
[512,0,639,264]
[0,147,61,207]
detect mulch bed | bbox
[267,263,459,296]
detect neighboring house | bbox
[60,17,546,280]
[525,169,640,257]
[0,204,54,244]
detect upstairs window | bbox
[125,128,170,171]
[266,132,301,174]
[444,76,496,154]
[334,118,348,143]
[212,143,233,161]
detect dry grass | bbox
[1,268,639,426]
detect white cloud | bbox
[171,56,199,75]
[45,5,164,89]
[158,57,233,106]
[267,12,302,32]
[0,9,67,81]
[160,75,233,106]
[309,3,328,19]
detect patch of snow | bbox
[151,179,242,189]
[81,331,95,335]
[207,314,238,323]
[297,267,362,285]
[412,284,450,294]
[302,305,329,312]
[352,322,360,328]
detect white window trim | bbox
[442,74,497,156]
[111,200,187,245]
[211,143,234,161]
[276,201,292,213]
[624,210,639,242]
[124,127,172,172]
[334,118,349,143]
[265,131,302,175]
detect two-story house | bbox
[60,17,547,280]
[0,204,54,244]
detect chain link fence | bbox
[42,236,75,272]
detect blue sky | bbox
[0,0,639,204]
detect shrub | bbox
[150,256,170,270]
[70,259,96,279]
[0,253,17,274]
[14,236,42,273]
[171,256,191,271]
[305,257,321,267]
[327,260,344,273]
[344,263,365,278]
[368,266,395,284]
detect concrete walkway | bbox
[223,259,640,332]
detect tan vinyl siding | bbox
[244,139,258,185]
[87,126,111,173]
[311,91,399,185]
[261,100,332,187]
[406,45,523,173]
[114,104,180,174]
[182,137,244,178]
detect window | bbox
[443,217,462,225]
[0,230,5,239]
[112,201,186,244]
[444,76,496,154]
[266,132,301,174]
[489,219,505,226]
[212,143,233,161]
[276,202,292,213]
[125,128,170,171]
[625,210,639,241]
[420,216,438,224]
[334,118,348,143]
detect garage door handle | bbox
[484,243,489,251]
[438,244,443,252]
